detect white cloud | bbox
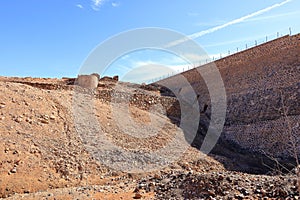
[91,0,106,11]
[194,19,227,27]
[76,4,84,9]
[112,2,121,7]
[189,0,293,39]
[166,0,293,47]
[91,0,120,10]
[245,10,300,22]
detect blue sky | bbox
[0,0,299,82]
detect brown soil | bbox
[0,76,299,199]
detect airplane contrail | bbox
[166,0,293,47]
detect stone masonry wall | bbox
[157,33,300,158]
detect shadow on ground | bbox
[150,83,297,175]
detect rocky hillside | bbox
[0,76,299,199]
[0,34,299,199]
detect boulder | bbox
[113,75,119,81]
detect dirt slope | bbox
[0,78,221,198]
[0,77,299,199]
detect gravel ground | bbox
[0,76,299,199]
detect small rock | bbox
[154,173,161,179]
[291,185,297,191]
[226,177,232,183]
[15,118,23,123]
[119,182,125,189]
[25,118,32,123]
[133,187,139,193]
[149,182,156,186]
[255,189,261,194]
[40,119,49,124]
[218,174,224,181]
[205,189,215,196]
[161,178,170,184]
[15,160,21,165]
[10,168,17,173]
[234,193,244,199]
[260,189,266,196]
[139,183,146,188]
[50,115,56,120]
[134,193,142,199]
[241,188,249,196]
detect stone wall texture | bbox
[157,33,300,158]
[75,74,99,89]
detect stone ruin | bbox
[74,74,119,89]
[100,75,119,82]
[75,73,99,89]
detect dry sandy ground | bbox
[0,77,299,199]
